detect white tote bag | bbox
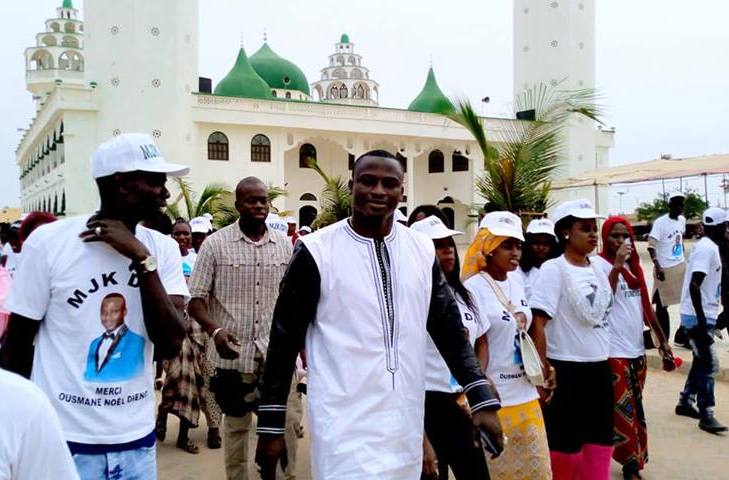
[481,272,545,387]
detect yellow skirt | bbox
[486,398,552,480]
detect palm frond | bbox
[266,185,289,213]
[172,177,196,220]
[451,81,603,214]
[195,183,231,218]
[306,157,352,227]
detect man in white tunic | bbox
[255,151,502,479]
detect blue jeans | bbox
[680,323,719,417]
[73,446,156,480]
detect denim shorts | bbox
[73,445,156,480]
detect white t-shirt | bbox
[680,237,723,321]
[649,214,686,268]
[530,256,612,362]
[181,250,197,279]
[516,266,540,302]
[425,292,486,393]
[4,215,189,445]
[2,243,20,278]
[0,369,80,480]
[594,256,645,358]
[465,272,539,407]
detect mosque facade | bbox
[15,0,613,234]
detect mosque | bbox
[16,0,614,233]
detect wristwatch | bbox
[133,255,158,274]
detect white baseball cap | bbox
[411,215,462,239]
[265,213,288,233]
[90,133,189,179]
[702,207,727,226]
[552,199,603,226]
[669,191,686,200]
[479,211,524,241]
[298,226,312,234]
[526,218,556,238]
[190,216,212,234]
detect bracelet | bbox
[211,327,223,339]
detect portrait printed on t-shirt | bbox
[83,292,146,383]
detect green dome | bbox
[408,67,454,114]
[250,43,310,96]
[214,48,273,100]
[340,33,350,44]
[62,0,73,8]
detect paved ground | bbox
[158,240,729,478]
[158,369,728,479]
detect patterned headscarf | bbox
[461,228,508,280]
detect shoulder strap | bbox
[479,272,516,315]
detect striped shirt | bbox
[189,222,292,372]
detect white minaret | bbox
[25,0,85,111]
[312,34,380,106]
[83,0,198,168]
[513,0,599,178]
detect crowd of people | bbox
[0,133,727,480]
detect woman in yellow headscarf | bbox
[462,212,552,480]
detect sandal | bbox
[155,414,167,441]
[176,438,200,454]
[207,429,222,449]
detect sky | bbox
[1,0,728,211]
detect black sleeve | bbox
[257,242,321,435]
[427,259,500,412]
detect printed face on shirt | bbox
[100,294,127,332]
[350,155,404,219]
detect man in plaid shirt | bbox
[189,177,300,479]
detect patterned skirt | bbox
[486,398,552,480]
[159,333,205,427]
[609,356,648,471]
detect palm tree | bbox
[166,177,231,224]
[305,158,351,228]
[446,82,604,215]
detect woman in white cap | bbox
[518,218,558,301]
[529,199,614,480]
[410,214,490,480]
[461,211,551,480]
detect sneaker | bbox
[675,402,701,419]
[699,416,729,434]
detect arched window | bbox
[272,90,277,97]
[348,56,357,65]
[207,131,229,161]
[428,150,444,173]
[339,84,348,98]
[330,85,339,99]
[50,22,60,32]
[332,68,347,79]
[299,193,317,201]
[299,205,318,227]
[251,134,271,162]
[30,49,54,70]
[61,36,79,48]
[285,92,291,99]
[337,55,345,65]
[299,143,316,168]
[42,35,57,47]
[452,151,469,172]
[357,84,365,99]
[64,22,76,33]
[59,51,83,71]
[441,207,455,229]
[351,69,363,79]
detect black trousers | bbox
[543,359,614,453]
[422,391,490,480]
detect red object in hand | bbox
[674,356,683,368]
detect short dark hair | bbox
[235,176,266,199]
[101,292,126,309]
[407,204,448,226]
[352,150,401,177]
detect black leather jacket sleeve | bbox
[257,242,321,435]
[426,259,500,412]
